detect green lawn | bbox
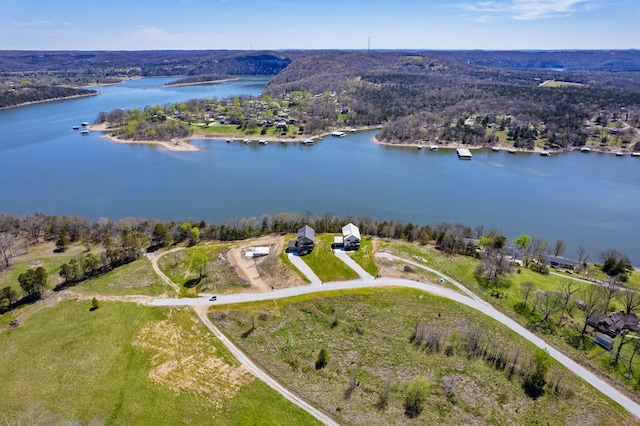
[0,301,319,425]
[212,288,635,425]
[302,235,360,282]
[348,237,379,276]
[194,124,300,139]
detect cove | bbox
[0,77,638,264]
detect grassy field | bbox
[157,243,250,295]
[302,235,360,282]
[211,288,635,425]
[0,242,90,293]
[0,300,319,425]
[73,257,170,296]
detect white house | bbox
[342,223,361,250]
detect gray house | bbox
[296,225,315,255]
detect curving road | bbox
[193,306,339,426]
[153,251,640,421]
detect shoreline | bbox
[161,77,240,88]
[0,92,98,111]
[88,124,198,151]
[103,134,198,152]
[89,124,638,156]
[80,76,143,88]
[371,134,639,156]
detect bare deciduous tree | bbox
[558,281,580,325]
[554,239,566,257]
[600,279,620,314]
[620,287,640,314]
[520,281,535,305]
[576,246,590,264]
[579,285,602,337]
[0,233,15,269]
[476,245,512,286]
[538,292,562,327]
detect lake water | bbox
[0,77,638,264]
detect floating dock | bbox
[456,148,472,159]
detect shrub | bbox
[404,375,430,418]
[529,263,549,275]
[316,347,330,370]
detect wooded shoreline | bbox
[0,92,98,110]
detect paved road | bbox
[153,256,640,420]
[193,307,339,426]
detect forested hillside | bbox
[3,49,640,150]
[265,51,640,149]
[0,51,292,108]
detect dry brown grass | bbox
[132,309,253,406]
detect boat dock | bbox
[456,148,472,159]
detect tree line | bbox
[0,211,633,312]
[0,85,96,108]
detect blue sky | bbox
[1,0,638,50]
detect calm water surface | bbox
[0,77,638,264]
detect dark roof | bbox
[594,332,615,350]
[544,255,578,267]
[297,225,315,241]
[588,310,640,336]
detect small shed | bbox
[297,225,315,255]
[342,223,361,250]
[245,247,270,258]
[594,332,615,351]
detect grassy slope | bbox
[212,289,635,425]
[0,301,318,425]
[302,235,360,282]
[385,242,640,394]
[348,237,379,276]
[157,243,249,295]
[74,257,170,296]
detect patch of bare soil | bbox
[227,235,302,291]
[376,255,421,281]
[132,310,253,407]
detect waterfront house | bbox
[296,225,315,255]
[544,255,578,270]
[588,311,640,337]
[342,223,361,250]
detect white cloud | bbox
[458,0,597,20]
